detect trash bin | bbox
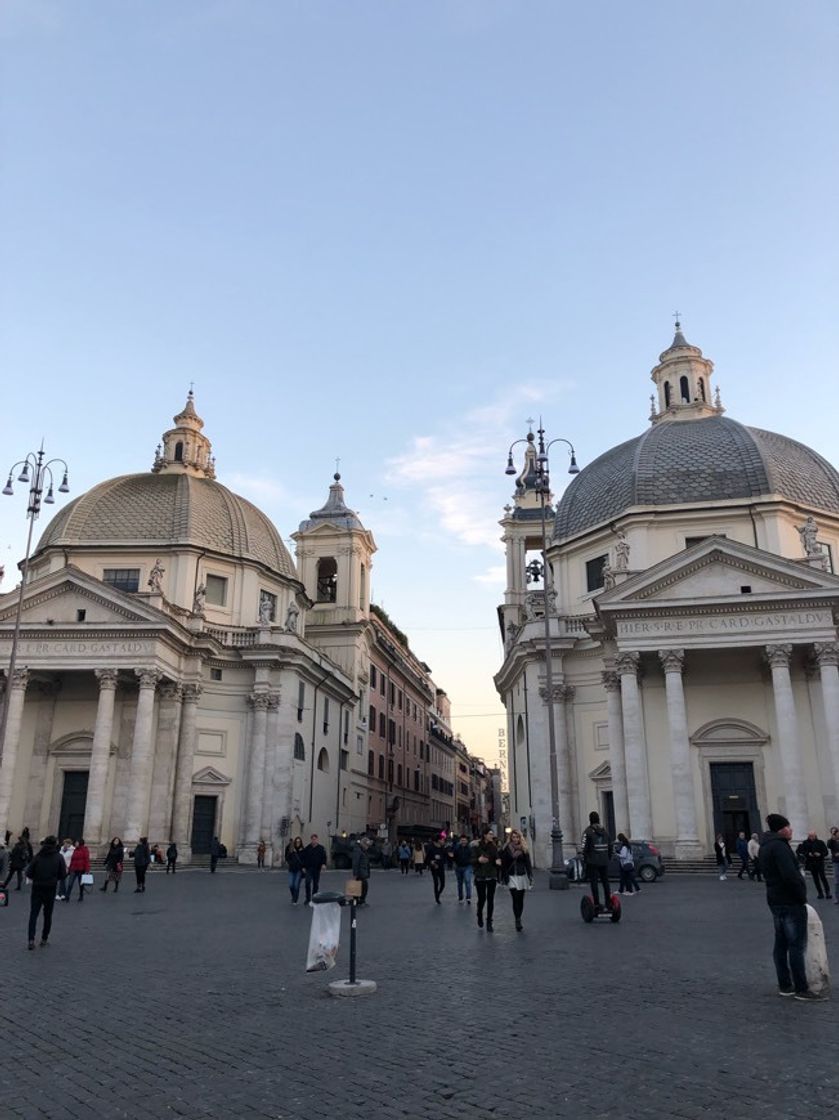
[305,891,344,972]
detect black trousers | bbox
[431,867,446,901]
[510,888,525,923]
[135,867,147,890]
[476,879,496,923]
[28,886,56,943]
[810,865,831,897]
[3,869,23,890]
[588,865,612,909]
[166,859,176,874]
[305,869,321,902]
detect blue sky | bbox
[2,1,838,763]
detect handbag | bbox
[81,873,94,886]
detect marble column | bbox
[765,644,809,838]
[602,670,630,835]
[658,649,701,858]
[814,642,839,813]
[242,692,270,859]
[148,682,183,845]
[559,684,580,843]
[171,683,202,857]
[541,682,574,849]
[616,652,652,840]
[83,669,119,847]
[260,692,281,862]
[0,668,30,832]
[123,668,162,842]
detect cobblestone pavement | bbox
[0,866,836,1119]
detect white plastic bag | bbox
[306,901,341,973]
[805,903,830,996]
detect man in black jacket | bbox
[582,811,613,913]
[302,834,327,904]
[758,813,822,1001]
[796,832,831,900]
[25,836,66,950]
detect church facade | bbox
[496,327,839,868]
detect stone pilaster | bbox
[539,681,575,850]
[658,649,701,859]
[260,692,282,864]
[83,669,119,847]
[123,668,162,842]
[171,682,202,859]
[0,668,30,832]
[242,692,270,860]
[602,670,630,835]
[149,682,183,845]
[814,642,839,814]
[615,652,652,840]
[765,644,809,839]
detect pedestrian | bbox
[57,838,75,899]
[452,834,474,903]
[285,836,305,903]
[20,828,34,865]
[582,811,614,913]
[0,839,8,893]
[351,837,371,905]
[616,833,641,894]
[64,838,91,902]
[758,813,824,1001]
[425,835,448,904]
[736,831,752,880]
[413,840,425,875]
[25,836,67,950]
[132,837,151,893]
[748,833,762,883]
[166,841,178,874]
[301,833,327,904]
[473,827,500,931]
[208,835,221,873]
[398,840,411,875]
[796,831,831,900]
[714,833,730,880]
[500,828,533,931]
[4,836,29,891]
[101,838,124,892]
[828,827,839,904]
[256,839,267,869]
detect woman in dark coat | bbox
[500,829,533,932]
[4,837,29,890]
[132,837,151,893]
[101,838,124,893]
[473,828,500,932]
[284,837,305,904]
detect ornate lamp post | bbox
[505,423,578,889]
[0,446,70,763]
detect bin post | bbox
[349,897,358,985]
[327,880,376,997]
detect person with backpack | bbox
[616,833,641,895]
[25,836,67,949]
[582,811,613,912]
[398,840,412,875]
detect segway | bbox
[580,891,621,923]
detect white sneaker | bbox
[719,874,727,881]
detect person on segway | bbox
[582,811,613,913]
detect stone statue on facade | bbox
[284,601,300,633]
[601,557,615,590]
[797,516,821,558]
[258,596,274,625]
[148,559,165,594]
[614,530,630,571]
[192,582,206,615]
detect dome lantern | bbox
[649,320,723,424]
[151,390,216,479]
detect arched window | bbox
[317,747,329,772]
[698,376,706,402]
[663,381,671,407]
[679,375,690,402]
[316,557,338,603]
[293,733,305,761]
[174,441,184,462]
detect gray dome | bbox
[554,416,839,541]
[36,472,296,579]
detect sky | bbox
[1,1,838,766]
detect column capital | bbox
[814,641,839,669]
[135,667,162,690]
[765,643,793,670]
[94,668,119,690]
[558,684,576,703]
[615,651,640,676]
[267,692,281,712]
[9,668,30,691]
[601,670,621,693]
[538,683,564,703]
[249,692,271,711]
[159,681,184,703]
[182,682,203,704]
[658,648,685,674]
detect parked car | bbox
[565,840,665,884]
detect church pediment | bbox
[191,766,231,786]
[596,537,839,609]
[0,565,177,626]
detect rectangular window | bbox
[356,734,363,756]
[389,681,395,707]
[76,609,86,622]
[370,665,377,688]
[369,704,376,729]
[343,710,349,745]
[388,758,394,784]
[414,770,420,792]
[397,764,403,786]
[297,681,305,722]
[210,667,223,682]
[103,568,140,593]
[380,676,385,696]
[259,589,277,622]
[379,712,386,738]
[823,542,835,574]
[397,689,403,710]
[585,556,607,593]
[398,726,402,748]
[205,574,228,606]
[378,755,385,780]
[340,749,348,771]
[368,750,375,776]
[388,719,395,747]
[323,697,330,735]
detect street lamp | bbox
[0,445,70,761]
[505,422,578,890]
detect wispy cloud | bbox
[472,564,507,585]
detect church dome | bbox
[35,472,296,578]
[554,415,839,542]
[34,392,296,579]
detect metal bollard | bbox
[330,881,376,997]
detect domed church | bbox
[0,394,368,861]
[496,326,839,867]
